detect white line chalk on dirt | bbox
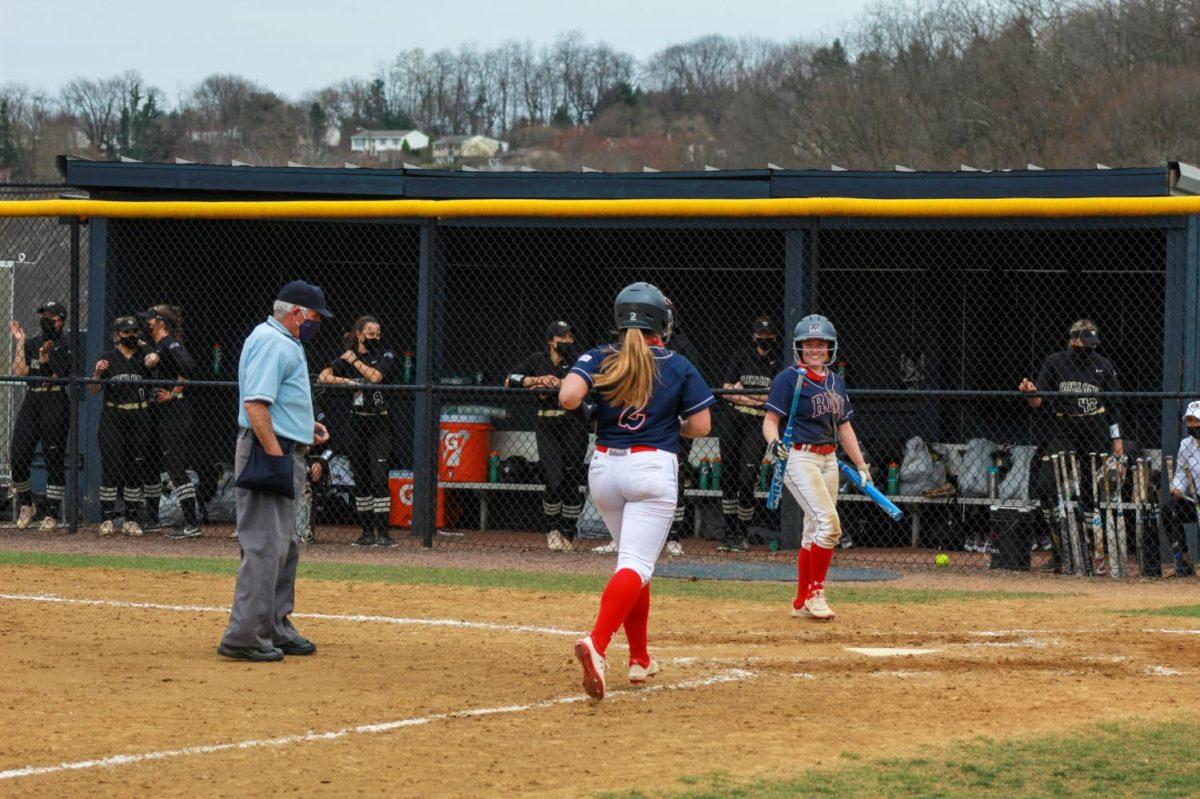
[0,668,757,782]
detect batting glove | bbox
[857,464,873,486]
[768,440,789,463]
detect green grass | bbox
[0,549,1055,606]
[600,718,1200,798]
[1115,604,1200,619]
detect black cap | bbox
[277,280,333,319]
[38,301,67,319]
[753,316,778,336]
[113,316,139,333]
[545,320,573,340]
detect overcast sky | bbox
[0,0,877,101]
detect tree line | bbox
[3,0,1200,180]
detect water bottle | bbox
[711,457,722,491]
[759,459,770,491]
[699,458,712,490]
[488,451,501,483]
[403,350,414,384]
[211,343,222,376]
[474,369,484,386]
[886,462,899,496]
[987,464,999,499]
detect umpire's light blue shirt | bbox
[237,316,314,444]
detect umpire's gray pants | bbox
[220,429,306,651]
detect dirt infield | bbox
[2,555,1199,797]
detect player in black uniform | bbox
[716,315,783,552]
[90,316,154,536]
[507,321,589,551]
[8,301,71,531]
[141,305,202,539]
[319,315,397,547]
[1019,319,1124,571]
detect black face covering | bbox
[554,341,575,357]
[1188,427,1200,440]
[1070,346,1093,363]
[40,317,59,339]
[362,337,381,351]
[118,335,138,348]
[754,338,779,356]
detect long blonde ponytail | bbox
[594,328,657,410]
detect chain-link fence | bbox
[2,193,1197,578]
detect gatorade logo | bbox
[441,429,470,467]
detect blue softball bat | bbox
[838,460,904,521]
[766,370,805,511]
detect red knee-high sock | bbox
[589,568,645,656]
[623,582,652,667]
[794,545,812,609]
[808,544,835,594]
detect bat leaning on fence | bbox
[837,460,903,521]
[1050,454,1073,574]
[765,369,805,511]
[1069,452,1094,577]
[1090,452,1105,573]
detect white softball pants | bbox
[588,447,679,583]
[784,450,842,549]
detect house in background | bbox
[432,134,509,164]
[349,129,429,156]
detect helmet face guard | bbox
[793,314,838,367]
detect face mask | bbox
[298,318,321,343]
[754,338,778,354]
[1188,427,1200,440]
[1070,346,1092,361]
[554,341,575,357]
[40,318,58,338]
[362,337,381,351]
[118,335,138,348]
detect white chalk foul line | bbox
[0,592,583,638]
[0,668,756,782]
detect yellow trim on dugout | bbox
[3,196,1200,219]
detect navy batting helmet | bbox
[614,282,670,335]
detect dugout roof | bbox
[57,156,1176,201]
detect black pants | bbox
[536,414,589,537]
[719,409,765,537]
[1158,495,1195,574]
[99,405,148,520]
[10,390,68,515]
[155,400,198,525]
[350,412,392,533]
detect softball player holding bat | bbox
[559,282,715,700]
[763,314,870,621]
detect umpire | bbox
[717,315,782,552]
[218,281,331,662]
[1019,319,1124,571]
[507,320,588,551]
[8,302,70,530]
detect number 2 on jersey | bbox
[618,404,647,431]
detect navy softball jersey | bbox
[764,366,854,445]
[571,344,715,454]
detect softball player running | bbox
[559,282,715,700]
[763,314,870,622]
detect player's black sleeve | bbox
[1034,355,1057,406]
[721,352,742,385]
[375,349,398,381]
[1101,356,1123,434]
[506,353,539,387]
[161,337,196,378]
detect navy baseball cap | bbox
[112,316,139,333]
[38,301,67,319]
[277,280,333,319]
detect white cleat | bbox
[803,588,836,621]
[592,541,618,554]
[790,603,814,619]
[99,519,116,537]
[574,636,606,700]
[15,504,37,530]
[38,516,59,532]
[628,659,660,685]
[666,540,684,557]
[122,520,144,537]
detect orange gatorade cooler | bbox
[388,470,447,527]
[439,413,491,482]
